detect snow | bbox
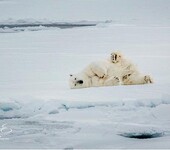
[0,0,170,149]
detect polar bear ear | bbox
[70,74,73,77]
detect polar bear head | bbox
[69,73,90,89]
[110,51,123,63]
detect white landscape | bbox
[0,0,170,149]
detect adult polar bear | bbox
[69,51,153,89]
[69,60,121,89]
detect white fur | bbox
[122,73,153,85]
[69,51,153,89]
[109,51,153,85]
[69,61,120,89]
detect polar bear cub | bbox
[110,51,154,85]
[69,61,120,89]
[109,51,138,75]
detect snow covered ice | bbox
[0,0,170,149]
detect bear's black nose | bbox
[77,80,83,84]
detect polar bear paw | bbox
[113,76,121,85]
[144,75,153,84]
[110,51,122,63]
[94,70,107,78]
[122,73,131,81]
[121,73,133,85]
[93,72,106,78]
[104,76,120,86]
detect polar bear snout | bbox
[77,80,84,84]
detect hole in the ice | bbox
[119,132,164,139]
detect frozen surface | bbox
[0,0,170,149]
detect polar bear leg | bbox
[90,62,107,78]
[104,76,120,86]
[122,73,153,85]
[91,76,104,87]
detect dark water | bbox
[0,23,97,29]
[119,132,164,139]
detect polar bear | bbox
[69,61,120,89]
[69,51,153,89]
[109,51,154,85]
